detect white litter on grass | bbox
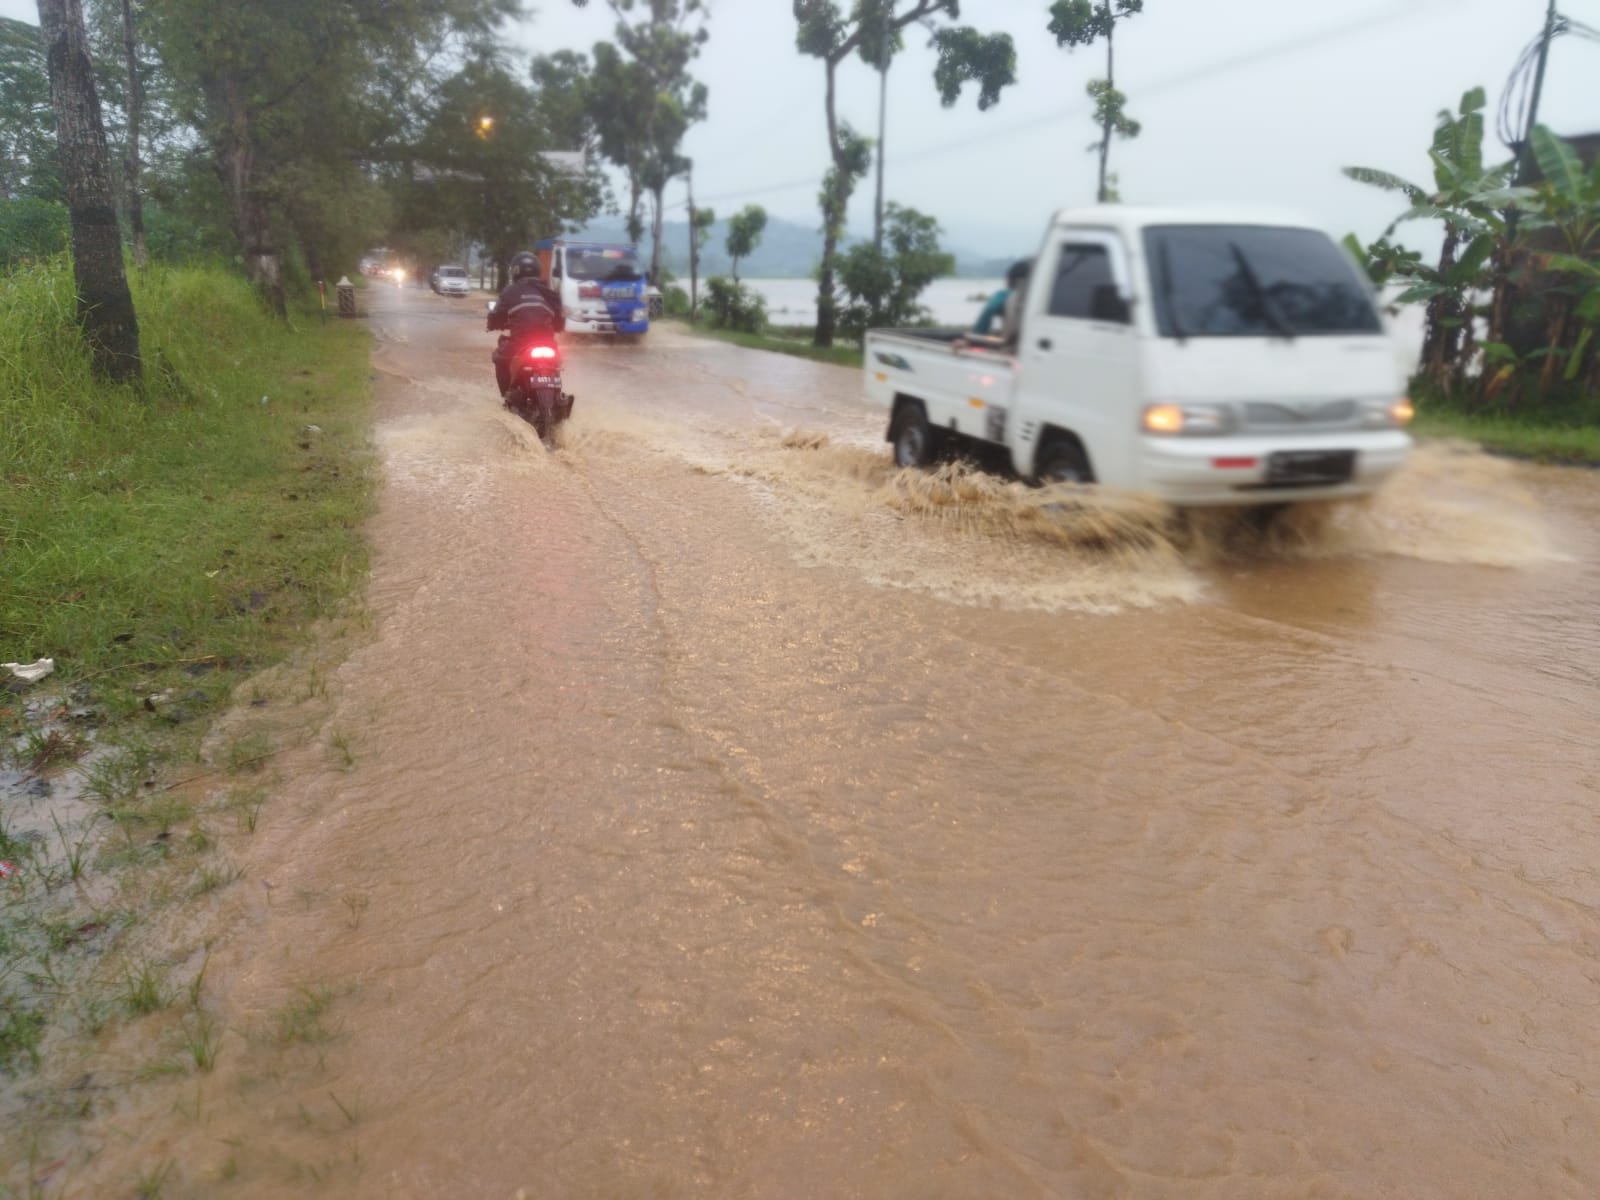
[3,658,54,683]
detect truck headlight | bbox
[1142,403,1231,436]
[632,308,647,322]
[1362,397,1414,428]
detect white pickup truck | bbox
[867,206,1414,506]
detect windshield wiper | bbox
[1228,242,1297,340]
[1157,240,1188,342]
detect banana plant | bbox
[1343,88,1532,389]
[1517,126,1600,392]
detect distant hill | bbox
[569,214,1014,280]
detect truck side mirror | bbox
[1090,285,1131,324]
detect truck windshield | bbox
[1142,225,1381,338]
[566,248,642,283]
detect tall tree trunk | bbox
[1420,229,1460,390]
[36,0,141,383]
[687,168,699,321]
[1538,298,1569,396]
[873,39,888,250]
[626,174,643,245]
[210,72,285,317]
[815,60,844,348]
[649,184,665,286]
[1097,4,1114,204]
[119,0,145,270]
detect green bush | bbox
[0,198,69,270]
[703,275,766,333]
[837,202,953,342]
[663,284,690,317]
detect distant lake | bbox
[742,277,1001,328]
[741,277,1425,374]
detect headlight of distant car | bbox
[1362,397,1414,428]
[1141,403,1233,436]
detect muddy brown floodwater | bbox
[44,285,1600,1198]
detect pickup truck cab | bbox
[867,206,1413,506]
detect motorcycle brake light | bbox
[528,345,558,361]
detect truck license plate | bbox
[1266,449,1356,486]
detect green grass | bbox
[670,318,866,369]
[120,959,171,1017]
[0,259,372,1116]
[272,985,338,1047]
[1412,407,1600,465]
[0,259,374,687]
[179,1010,222,1072]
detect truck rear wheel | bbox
[889,400,941,469]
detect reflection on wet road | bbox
[65,286,1600,1197]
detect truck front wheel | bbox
[1035,437,1094,485]
[889,400,941,469]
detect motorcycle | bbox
[488,301,575,442]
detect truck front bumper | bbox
[565,318,649,335]
[1138,431,1412,507]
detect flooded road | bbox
[58,286,1600,1197]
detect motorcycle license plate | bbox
[530,374,560,385]
[1265,449,1356,485]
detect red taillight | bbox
[578,283,601,300]
[529,344,558,362]
[1212,457,1258,470]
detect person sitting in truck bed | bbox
[971,258,1031,348]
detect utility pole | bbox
[1509,0,1560,239]
[873,0,891,251]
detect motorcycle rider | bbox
[488,250,563,396]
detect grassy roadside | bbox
[0,260,373,1087]
[668,318,866,369]
[1412,407,1600,466]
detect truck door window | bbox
[1048,244,1124,323]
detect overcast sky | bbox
[6,0,1595,257]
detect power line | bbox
[660,0,1461,215]
[1498,10,1599,153]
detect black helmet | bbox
[510,250,539,281]
[1007,258,1032,288]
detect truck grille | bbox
[1242,399,1359,432]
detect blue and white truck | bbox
[534,239,651,336]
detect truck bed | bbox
[864,328,1020,450]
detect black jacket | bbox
[488,277,561,335]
